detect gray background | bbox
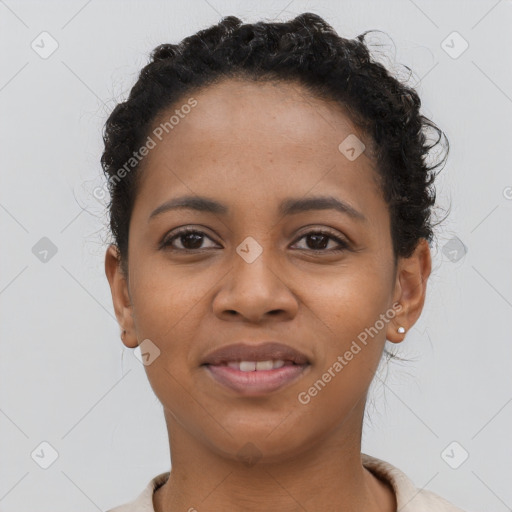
[1,0,511,510]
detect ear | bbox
[104,244,138,348]
[386,238,432,344]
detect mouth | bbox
[201,342,311,396]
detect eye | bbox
[160,227,350,253]
[291,229,349,253]
[160,228,219,251]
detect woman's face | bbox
[106,78,430,463]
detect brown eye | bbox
[160,227,349,254]
[161,229,218,251]
[292,230,349,253]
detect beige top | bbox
[107,453,467,511]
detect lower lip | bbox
[204,363,309,396]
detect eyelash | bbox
[160,227,350,253]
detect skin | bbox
[105,78,431,512]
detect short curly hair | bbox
[101,12,449,277]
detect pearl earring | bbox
[397,326,405,334]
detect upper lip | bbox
[201,342,310,366]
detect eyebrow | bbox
[148,195,367,222]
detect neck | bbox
[153,402,396,512]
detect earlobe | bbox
[386,303,408,344]
[386,238,432,344]
[104,244,138,349]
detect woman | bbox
[103,12,466,511]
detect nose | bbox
[212,247,299,323]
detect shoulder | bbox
[106,471,170,512]
[362,453,467,511]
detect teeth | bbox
[256,360,273,371]
[240,361,256,372]
[226,360,287,371]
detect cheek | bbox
[295,287,390,429]
[128,272,212,400]
[303,263,392,387]
[130,258,206,333]
[307,261,392,335]
[130,270,207,411]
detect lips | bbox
[201,341,311,396]
[201,341,310,367]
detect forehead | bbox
[133,78,383,220]
[152,77,369,153]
